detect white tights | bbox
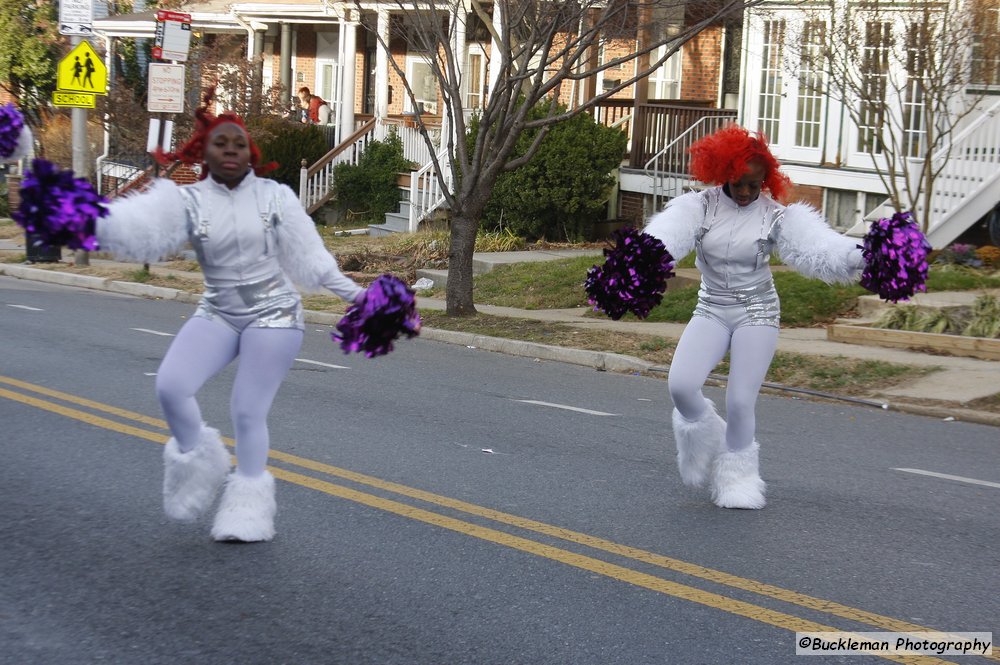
[668,316,778,451]
[155,317,303,477]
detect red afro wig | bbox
[155,92,276,179]
[688,124,792,203]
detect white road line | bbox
[295,358,349,369]
[7,304,43,311]
[893,468,1000,489]
[514,399,618,416]
[130,328,175,337]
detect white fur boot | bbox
[211,471,277,542]
[711,442,766,509]
[672,397,727,488]
[162,427,231,522]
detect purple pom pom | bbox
[12,159,107,252]
[860,210,931,303]
[584,227,675,320]
[0,103,25,159]
[333,274,421,357]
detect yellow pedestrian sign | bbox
[57,41,107,95]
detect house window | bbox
[795,21,825,148]
[406,56,438,114]
[647,43,681,100]
[757,20,785,141]
[857,21,891,154]
[465,46,486,109]
[902,22,928,157]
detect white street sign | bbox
[147,63,185,114]
[59,0,94,35]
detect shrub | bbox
[975,245,1000,268]
[469,103,628,242]
[934,242,983,267]
[333,132,414,225]
[248,116,328,192]
[963,294,1000,338]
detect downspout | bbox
[717,20,727,108]
[95,33,113,194]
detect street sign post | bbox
[152,11,192,62]
[56,40,108,95]
[53,91,96,108]
[59,0,94,36]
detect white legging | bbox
[668,316,779,451]
[155,317,303,477]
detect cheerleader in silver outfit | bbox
[96,106,362,542]
[643,125,864,509]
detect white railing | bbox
[373,118,440,166]
[299,119,376,213]
[408,149,452,232]
[858,97,1000,248]
[643,115,734,212]
[920,98,1000,246]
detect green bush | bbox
[248,116,328,192]
[469,103,627,242]
[333,132,414,225]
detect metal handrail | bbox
[643,115,734,211]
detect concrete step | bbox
[415,268,448,290]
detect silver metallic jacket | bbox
[644,186,865,327]
[97,171,363,332]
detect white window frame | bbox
[405,54,439,114]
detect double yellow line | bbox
[0,375,986,665]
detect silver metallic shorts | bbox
[692,279,781,331]
[194,273,304,334]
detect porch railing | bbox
[299,118,377,214]
[855,97,1000,248]
[409,148,452,232]
[630,103,736,169]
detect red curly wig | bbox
[688,124,792,203]
[154,92,277,179]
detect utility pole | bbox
[70,35,91,266]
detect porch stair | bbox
[643,114,739,212]
[301,118,451,233]
[846,98,1000,248]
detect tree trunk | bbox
[446,212,479,315]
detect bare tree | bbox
[354,0,760,315]
[789,0,1000,233]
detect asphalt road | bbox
[1,276,997,665]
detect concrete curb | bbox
[3,262,998,426]
[418,328,652,373]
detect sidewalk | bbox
[1,238,998,426]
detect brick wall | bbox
[619,191,645,224]
[680,26,722,102]
[788,183,823,209]
[295,30,317,97]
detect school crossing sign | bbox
[56,40,108,95]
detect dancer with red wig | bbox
[96,99,363,541]
[643,125,864,509]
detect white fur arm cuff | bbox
[642,190,705,260]
[96,179,189,263]
[274,185,363,301]
[775,203,864,285]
